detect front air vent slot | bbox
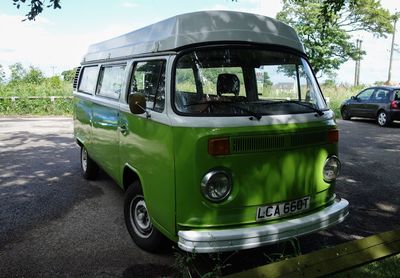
[73,66,82,90]
[232,136,285,153]
[290,131,327,147]
[231,131,328,154]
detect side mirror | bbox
[128,93,146,114]
[351,96,357,100]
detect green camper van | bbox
[73,11,348,253]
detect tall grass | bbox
[0,80,72,97]
[321,85,362,117]
[0,80,73,116]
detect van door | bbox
[119,58,176,239]
[91,64,126,182]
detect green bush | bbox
[0,80,72,97]
[0,97,73,115]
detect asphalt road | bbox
[0,117,399,277]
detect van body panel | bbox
[173,120,337,228]
[119,110,176,240]
[74,95,93,147]
[84,11,304,62]
[90,100,121,184]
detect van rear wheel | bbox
[80,146,99,180]
[124,181,167,252]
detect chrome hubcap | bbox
[130,197,152,238]
[81,148,88,172]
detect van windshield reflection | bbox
[174,48,327,116]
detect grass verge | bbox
[331,254,400,278]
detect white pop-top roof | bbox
[83,10,304,63]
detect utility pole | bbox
[354,39,362,86]
[388,15,398,83]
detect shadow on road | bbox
[0,131,104,247]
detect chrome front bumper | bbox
[178,198,349,253]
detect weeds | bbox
[173,247,239,278]
[263,237,302,263]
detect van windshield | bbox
[174,48,327,117]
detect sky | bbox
[0,0,399,85]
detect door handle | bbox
[118,125,128,135]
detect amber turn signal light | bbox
[208,138,230,155]
[327,129,339,144]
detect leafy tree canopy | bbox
[61,68,76,82]
[0,65,6,84]
[8,63,46,85]
[277,0,393,75]
[24,65,45,84]
[12,0,61,21]
[9,62,26,82]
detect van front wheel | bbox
[124,181,167,252]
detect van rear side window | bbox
[96,65,126,100]
[78,66,98,94]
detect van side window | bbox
[78,66,98,94]
[96,65,126,100]
[130,60,166,112]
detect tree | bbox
[9,62,26,83]
[277,0,393,75]
[13,0,61,21]
[263,72,272,87]
[0,65,6,84]
[61,68,76,82]
[24,66,44,84]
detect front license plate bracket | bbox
[256,196,311,221]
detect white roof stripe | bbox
[83,11,304,62]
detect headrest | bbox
[377,91,385,98]
[217,74,240,96]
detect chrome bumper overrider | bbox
[178,198,349,253]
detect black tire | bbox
[124,181,167,252]
[80,146,99,180]
[377,110,392,127]
[341,107,351,120]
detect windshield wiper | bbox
[261,100,325,116]
[185,100,262,121]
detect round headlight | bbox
[323,156,341,182]
[201,170,232,202]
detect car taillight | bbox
[391,100,398,109]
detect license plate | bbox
[256,196,311,221]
